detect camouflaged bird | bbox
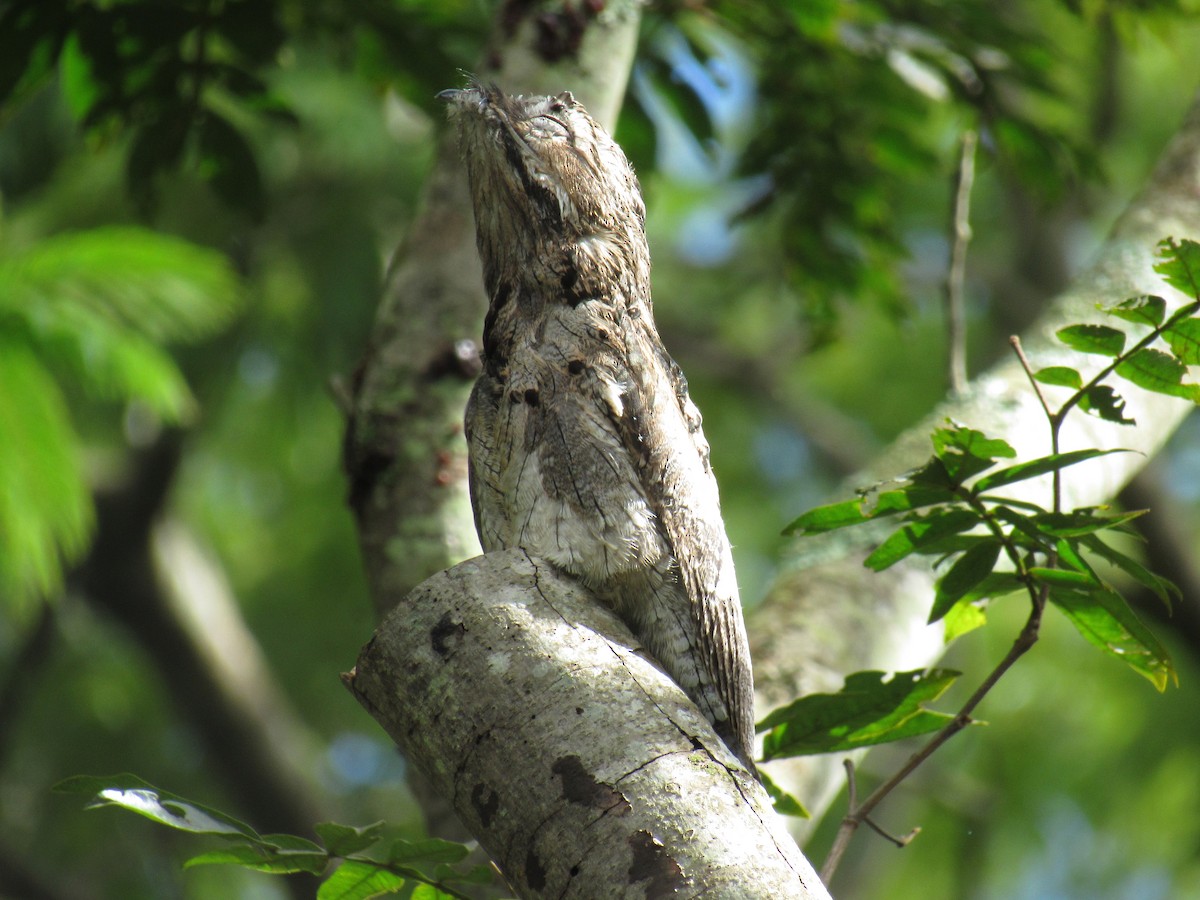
[441,81,756,772]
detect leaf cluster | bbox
[0,0,296,217]
[695,0,1099,337]
[55,775,491,900]
[759,238,1200,784]
[0,226,238,610]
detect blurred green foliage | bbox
[1,0,1200,898]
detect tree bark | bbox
[345,549,830,900]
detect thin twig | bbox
[820,587,1046,884]
[945,129,978,396]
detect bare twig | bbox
[820,589,1045,883]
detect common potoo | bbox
[441,82,756,772]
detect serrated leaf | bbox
[1105,294,1166,327]
[1078,384,1134,424]
[1080,535,1179,610]
[759,669,961,758]
[1033,366,1083,389]
[863,508,982,571]
[53,774,261,842]
[943,600,987,642]
[973,448,1127,493]
[184,844,328,876]
[758,771,811,818]
[1056,323,1126,356]
[1154,237,1200,297]
[1048,588,1176,690]
[315,822,387,858]
[934,541,1002,610]
[386,838,470,866]
[1115,348,1200,401]
[1163,317,1200,365]
[317,860,406,900]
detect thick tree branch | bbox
[751,89,1200,828]
[345,550,830,900]
[77,436,328,841]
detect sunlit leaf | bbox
[1163,317,1200,365]
[1056,323,1126,356]
[759,771,811,818]
[930,571,1026,625]
[1104,294,1166,327]
[0,339,91,609]
[54,774,260,841]
[783,485,955,535]
[863,508,982,570]
[972,448,1127,493]
[1048,588,1176,690]
[317,860,406,900]
[315,822,387,858]
[1115,348,1200,401]
[184,844,328,876]
[759,669,961,758]
[1033,366,1083,389]
[943,600,987,641]
[931,423,1016,483]
[1154,237,1200,297]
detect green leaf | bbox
[0,227,240,342]
[1080,535,1179,610]
[1078,385,1135,424]
[934,541,1002,609]
[1056,323,1126,356]
[1154,237,1200,297]
[929,569,1025,624]
[930,423,1016,483]
[783,485,956,535]
[184,844,328,876]
[1031,509,1146,539]
[0,338,91,608]
[758,669,961,758]
[1115,348,1200,401]
[973,448,1128,493]
[863,508,982,571]
[197,110,266,220]
[317,860,406,900]
[758,771,811,818]
[1033,366,1083,389]
[54,775,261,841]
[943,600,987,642]
[1048,588,1176,690]
[316,822,387,858]
[1163,317,1200,365]
[1029,567,1100,589]
[386,838,470,866]
[1104,294,1166,327]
